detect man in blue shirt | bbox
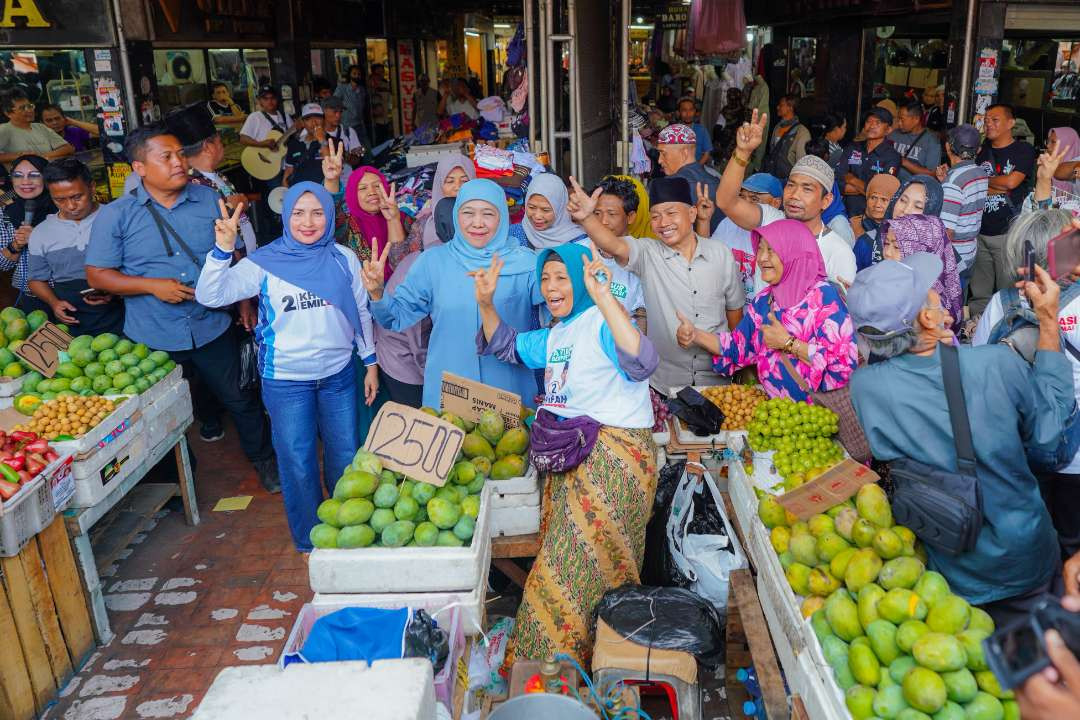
[86,124,279,492]
[676,97,713,165]
[846,255,1071,624]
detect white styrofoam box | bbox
[138,365,183,409]
[489,504,540,538]
[406,142,467,168]
[192,660,436,720]
[145,381,193,439]
[283,603,464,709]
[487,464,537,495]
[0,373,26,398]
[309,484,492,594]
[0,473,51,556]
[651,430,670,446]
[51,393,140,458]
[71,418,139,482]
[313,546,490,637]
[490,487,539,510]
[69,427,149,508]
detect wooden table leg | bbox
[174,436,199,527]
[492,558,530,589]
[68,531,113,646]
[730,569,789,720]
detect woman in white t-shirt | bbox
[972,208,1080,560]
[472,241,658,669]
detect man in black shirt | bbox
[969,103,1037,317]
[283,103,326,187]
[839,107,902,216]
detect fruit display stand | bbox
[726,459,850,720]
[309,484,493,636]
[62,380,199,644]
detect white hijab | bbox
[521,173,586,250]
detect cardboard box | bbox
[775,459,879,520]
[440,372,523,430]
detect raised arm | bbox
[715,110,768,231]
[582,250,638,355]
[567,176,630,265]
[694,181,716,236]
[1034,138,1068,205]
[469,254,504,343]
[195,200,261,308]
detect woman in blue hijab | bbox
[195,182,378,552]
[361,179,541,409]
[470,241,660,668]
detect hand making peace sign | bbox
[376,181,400,223]
[566,175,602,223]
[468,253,504,307]
[360,236,391,300]
[695,181,716,224]
[581,243,613,306]
[322,139,345,183]
[214,198,246,253]
[736,109,769,155]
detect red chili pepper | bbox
[16,470,31,484]
[4,455,25,472]
[10,431,36,442]
[0,477,18,500]
[43,450,58,463]
[0,463,18,484]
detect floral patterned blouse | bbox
[330,189,416,269]
[713,281,858,402]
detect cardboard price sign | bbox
[15,322,74,377]
[440,372,522,431]
[776,459,880,520]
[363,402,465,487]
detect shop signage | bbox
[397,40,417,135]
[0,0,114,46]
[150,0,274,42]
[445,15,468,79]
[660,4,688,30]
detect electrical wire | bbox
[553,653,654,720]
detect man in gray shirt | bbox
[567,175,745,392]
[334,65,369,146]
[889,100,942,183]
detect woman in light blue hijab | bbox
[362,179,541,408]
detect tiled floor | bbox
[45,421,311,720]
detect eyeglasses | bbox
[11,171,42,180]
[10,103,34,112]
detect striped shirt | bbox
[0,212,26,292]
[940,160,988,271]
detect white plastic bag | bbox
[665,463,747,613]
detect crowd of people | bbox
[1,69,1080,712]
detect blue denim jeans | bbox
[261,359,360,551]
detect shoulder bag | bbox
[887,343,983,556]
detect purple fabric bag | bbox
[528,409,601,473]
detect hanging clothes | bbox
[690,0,747,56]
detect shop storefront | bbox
[0,0,133,201]
[995,4,1080,144]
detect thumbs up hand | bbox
[675,310,697,349]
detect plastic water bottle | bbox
[736,667,761,699]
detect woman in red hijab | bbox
[676,219,858,400]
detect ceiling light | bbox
[636,16,643,23]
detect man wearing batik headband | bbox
[654,123,722,233]
[567,175,744,392]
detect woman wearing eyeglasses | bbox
[0,155,57,313]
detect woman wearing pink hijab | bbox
[1049,127,1080,196]
[676,219,858,401]
[324,164,404,280]
[402,154,476,255]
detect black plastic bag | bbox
[642,460,690,587]
[238,334,258,392]
[668,387,724,436]
[404,609,450,673]
[594,584,726,668]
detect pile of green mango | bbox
[0,307,55,380]
[758,485,1016,720]
[427,407,531,480]
[309,448,486,549]
[13,331,176,414]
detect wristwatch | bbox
[782,336,797,354]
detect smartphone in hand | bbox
[1048,227,1080,281]
[1023,240,1036,284]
